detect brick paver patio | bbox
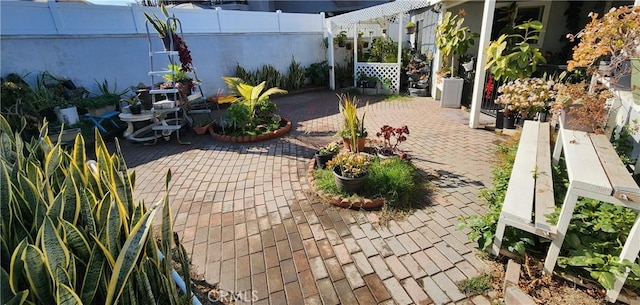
[117,91,504,304]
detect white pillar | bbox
[431,11,443,98]
[325,15,336,90]
[397,13,403,94]
[469,0,496,129]
[353,23,358,88]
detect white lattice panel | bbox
[356,63,401,93]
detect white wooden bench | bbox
[492,119,640,303]
[550,120,640,303]
[491,121,556,257]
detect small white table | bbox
[118,111,158,143]
[551,122,640,302]
[118,109,187,144]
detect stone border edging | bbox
[306,158,385,210]
[208,118,292,143]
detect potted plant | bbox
[40,73,85,126]
[381,78,392,90]
[334,31,347,48]
[405,21,416,35]
[314,142,341,169]
[192,120,212,135]
[357,30,364,38]
[567,6,640,90]
[550,82,611,134]
[78,79,128,117]
[162,63,194,103]
[376,125,409,158]
[435,10,479,108]
[213,77,288,140]
[144,4,178,51]
[125,94,143,115]
[131,82,153,110]
[338,94,368,152]
[357,72,378,89]
[495,78,556,129]
[485,21,546,82]
[326,151,373,193]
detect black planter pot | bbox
[503,115,516,129]
[129,105,142,115]
[496,110,504,129]
[136,89,153,110]
[538,111,549,122]
[315,153,335,169]
[333,167,368,193]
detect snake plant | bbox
[0,115,190,305]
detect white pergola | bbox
[325,1,434,93]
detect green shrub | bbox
[306,61,329,87]
[314,157,418,207]
[235,59,307,91]
[364,158,416,206]
[0,115,191,304]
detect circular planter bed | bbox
[306,158,385,210]
[208,117,292,143]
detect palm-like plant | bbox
[338,94,367,152]
[236,81,287,124]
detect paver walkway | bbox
[117,91,505,304]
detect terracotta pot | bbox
[342,137,366,152]
[193,123,211,135]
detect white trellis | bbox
[325,1,434,93]
[356,63,401,92]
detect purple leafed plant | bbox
[376,125,409,155]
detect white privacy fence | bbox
[1,1,324,35]
[0,2,326,94]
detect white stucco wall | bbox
[0,1,326,95]
[1,33,325,95]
